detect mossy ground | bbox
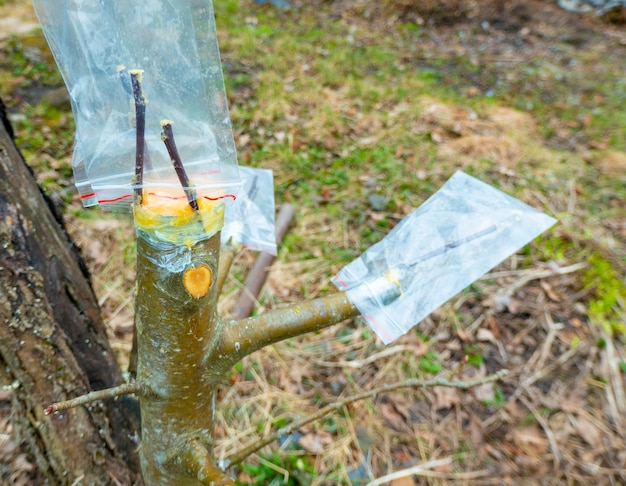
[1,0,624,484]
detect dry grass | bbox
[381,0,482,25]
[212,255,625,484]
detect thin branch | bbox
[367,458,491,485]
[368,458,447,485]
[223,369,508,467]
[519,393,561,468]
[316,344,411,368]
[482,262,587,301]
[483,261,587,281]
[513,343,586,400]
[601,326,626,437]
[44,382,150,415]
[160,120,199,211]
[130,70,146,204]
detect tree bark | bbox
[133,198,233,485]
[0,98,142,484]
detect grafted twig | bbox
[130,70,146,204]
[223,369,508,467]
[160,120,199,211]
[44,382,149,415]
[217,241,239,297]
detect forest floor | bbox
[1,0,625,484]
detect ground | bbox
[0,0,625,484]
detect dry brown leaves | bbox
[0,397,37,486]
[212,255,626,484]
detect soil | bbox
[1,0,625,485]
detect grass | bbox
[238,451,316,486]
[584,252,626,336]
[0,33,61,98]
[1,0,625,484]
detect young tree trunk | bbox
[0,98,142,485]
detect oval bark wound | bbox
[184,265,213,299]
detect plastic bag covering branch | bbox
[222,166,277,255]
[332,171,557,344]
[32,0,239,210]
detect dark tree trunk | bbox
[0,97,142,485]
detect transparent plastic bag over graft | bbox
[222,166,277,255]
[33,0,239,210]
[333,171,557,344]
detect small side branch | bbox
[160,120,199,211]
[218,291,360,362]
[224,369,508,467]
[44,382,151,415]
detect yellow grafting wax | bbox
[133,187,225,246]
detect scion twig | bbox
[130,70,146,204]
[160,120,199,211]
[44,382,152,415]
[223,369,509,467]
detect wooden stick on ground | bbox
[230,203,295,319]
[224,369,509,467]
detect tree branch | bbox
[224,369,508,467]
[217,291,360,363]
[367,457,491,484]
[44,382,151,415]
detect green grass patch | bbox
[237,451,315,486]
[583,253,626,337]
[418,351,441,375]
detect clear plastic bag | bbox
[222,166,277,255]
[33,0,239,210]
[332,171,557,344]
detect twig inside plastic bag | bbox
[333,171,557,344]
[130,70,146,204]
[350,223,502,312]
[399,224,498,271]
[160,121,199,211]
[247,175,259,201]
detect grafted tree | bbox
[0,93,524,484]
[0,93,366,484]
